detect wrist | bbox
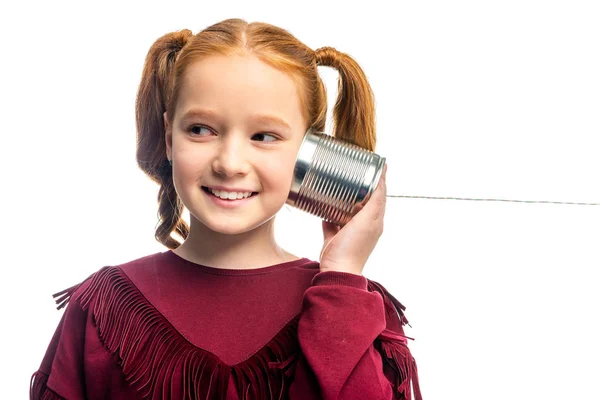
[312,269,368,289]
[319,264,364,276]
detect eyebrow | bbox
[180,108,291,131]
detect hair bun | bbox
[166,29,193,56]
[315,46,342,69]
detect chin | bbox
[195,214,272,236]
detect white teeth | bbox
[209,188,253,200]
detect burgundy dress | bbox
[31,250,421,399]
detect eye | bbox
[187,125,277,142]
[252,133,278,143]
[188,125,214,137]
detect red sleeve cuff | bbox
[310,270,369,290]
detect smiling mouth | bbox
[201,186,259,200]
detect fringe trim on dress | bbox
[368,280,423,400]
[51,266,300,400]
[41,268,422,399]
[30,371,64,400]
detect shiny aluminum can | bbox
[286,128,386,226]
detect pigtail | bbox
[315,47,377,151]
[135,29,193,249]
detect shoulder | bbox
[53,251,166,311]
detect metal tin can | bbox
[286,128,386,226]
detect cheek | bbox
[261,155,296,192]
[174,149,207,180]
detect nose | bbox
[211,133,251,177]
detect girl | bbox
[30,18,421,400]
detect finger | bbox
[372,164,387,200]
[350,202,365,217]
[343,164,388,224]
[356,164,387,222]
[322,219,340,243]
[363,164,388,213]
[380,164,387,203]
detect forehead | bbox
[175,55,304,127]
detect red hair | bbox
[135,18,377,249]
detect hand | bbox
[319,164,388,275]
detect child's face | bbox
[165,54,307,235]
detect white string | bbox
[386,194,599,206]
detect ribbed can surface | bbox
[286,129,386,226]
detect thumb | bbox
[320,220,340,261]
[322,220,340,244]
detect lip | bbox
[203,185,258,193]
[203,186,258,208]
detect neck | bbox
[173,216,297,270]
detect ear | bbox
[163,111,172,161]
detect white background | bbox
[1,1,599,398]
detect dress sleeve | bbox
[30,281,90,400]
[290,271,422,400]
[30,276,137,400]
